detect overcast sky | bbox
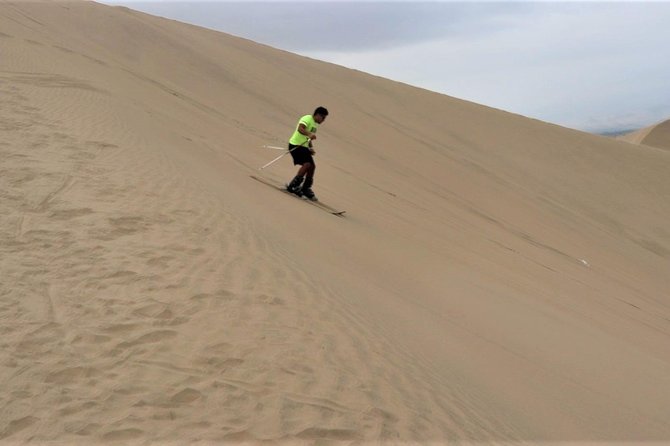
[103,1,670,134]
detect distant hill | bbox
[599,128,637,137]
[618,119,670,150]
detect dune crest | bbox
[618,118,670,151]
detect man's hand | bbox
[299,123,317,141]
[309,148,316,155]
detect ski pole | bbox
[258,150,289,170]
[257,142,309,170]
[262,145,288,150]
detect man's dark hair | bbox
[314,106,329,117]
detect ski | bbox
[250,175,346,217]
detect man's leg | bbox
[287,162,312,195]
[297,162,312,177]
[301,164,317,200]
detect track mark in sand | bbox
[214,378,263,395]
[133,359,203,377]
[283,393,353,415]
[116,330,177,349]
[0,72,105,93]
[222,430,256,442]
[14,214,24,238]
[34,175,75,212]
[296,427,361,441]
[52,44,73,54]
[44,283,56,323]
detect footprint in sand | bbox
[295,427,361,441]
[170,388,203,404]
[45,366,98,385]
[0,416,39,440]
[49,207,93,220]
[132,302,173,320]
[101,428,143,441]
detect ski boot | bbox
[286,175,304,196]
[301,176,318,201]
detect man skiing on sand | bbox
[286,106,328,201]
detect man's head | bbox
[314,106,329,124]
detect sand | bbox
[1,1,670,444]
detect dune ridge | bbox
[618,119,670,151]
[1,1,670,443]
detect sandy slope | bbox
[1,1,670,444]
[618,119,670,151]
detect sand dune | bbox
[1,1,670,444]
[618,119,670,151]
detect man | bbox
[286,106,328,201]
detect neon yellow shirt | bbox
[289,114,318,146]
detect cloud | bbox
[301,3,670,132]
[109,2,532,52]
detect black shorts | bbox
[288,144,314,166]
